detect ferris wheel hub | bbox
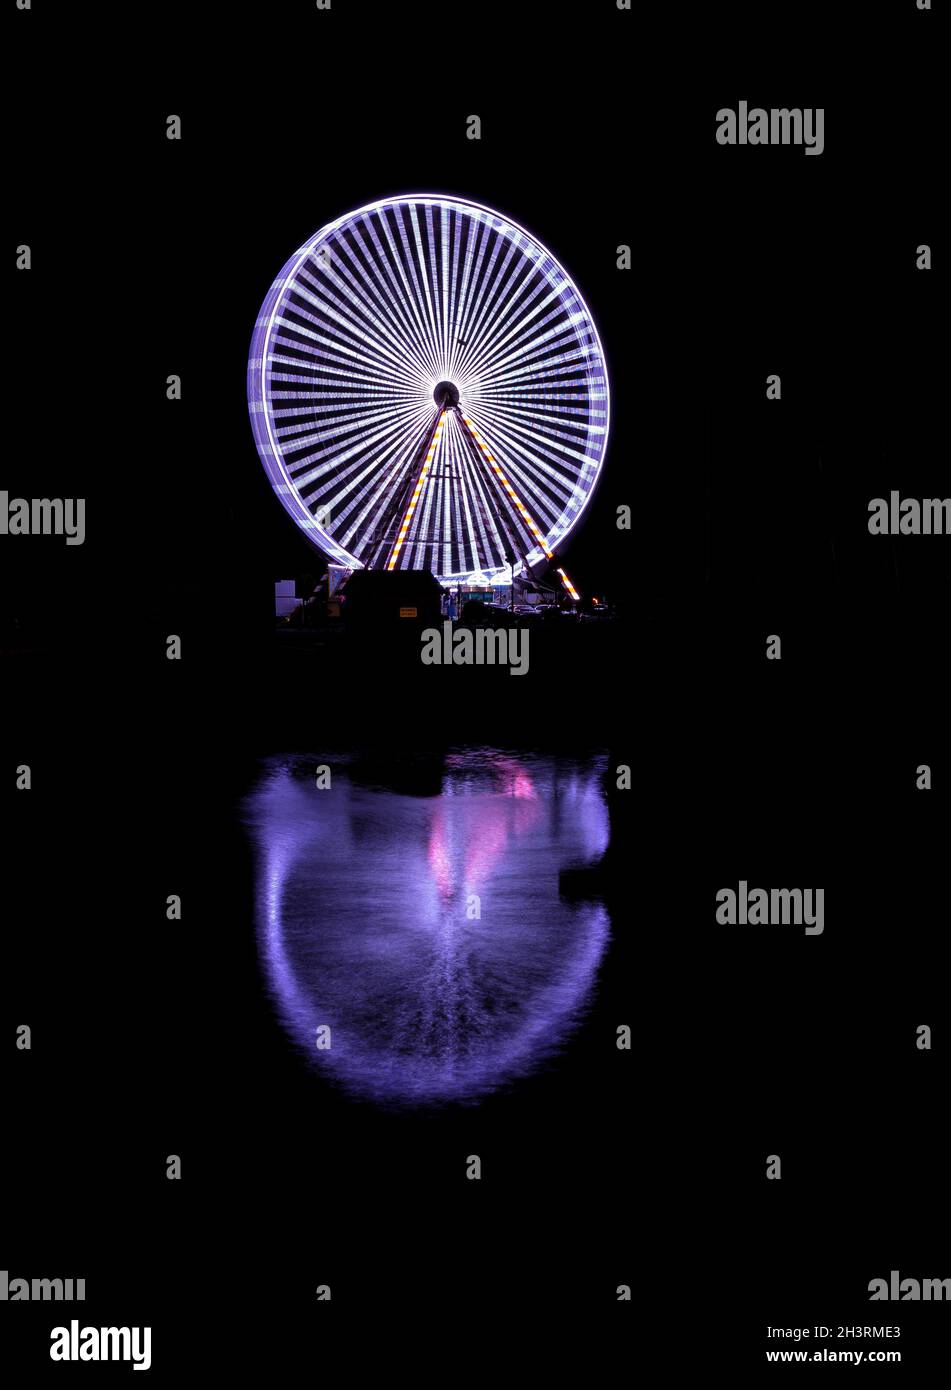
[433,380,460,408]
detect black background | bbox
[3,0,947,1377]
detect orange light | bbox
[556,567,580,602]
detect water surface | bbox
[245,749,609,1107]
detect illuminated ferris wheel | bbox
[248,195,609,585]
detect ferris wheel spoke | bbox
[305,231,436,379]
[347,211,438,383]
[343,222,443,383]
[464,311,586,390]
[297,417,430,517]
[443,207,463,385]
[451,228,499,377]
[447,218,488,381]
[474,389,594,455]
[480,408,601,484]
[417,202,453,380]
[287,274,434,388]
[453,239,560,369]
[421,203,450,378]
[473,395,601,466]
[452,235,507,377]
[394,204,445,380]
[454,240,521,368]
[269,323,411,397]
[453,253,546,384]
[287,404,433,494]
[272,303,430,390]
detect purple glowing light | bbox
[247,196,610,583]
[245,752,610,1107]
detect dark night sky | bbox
[3,1,947,1374]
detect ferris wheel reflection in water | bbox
[245,751,611,1107]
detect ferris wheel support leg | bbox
[361,408,442,571]
[385,408,447,572]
